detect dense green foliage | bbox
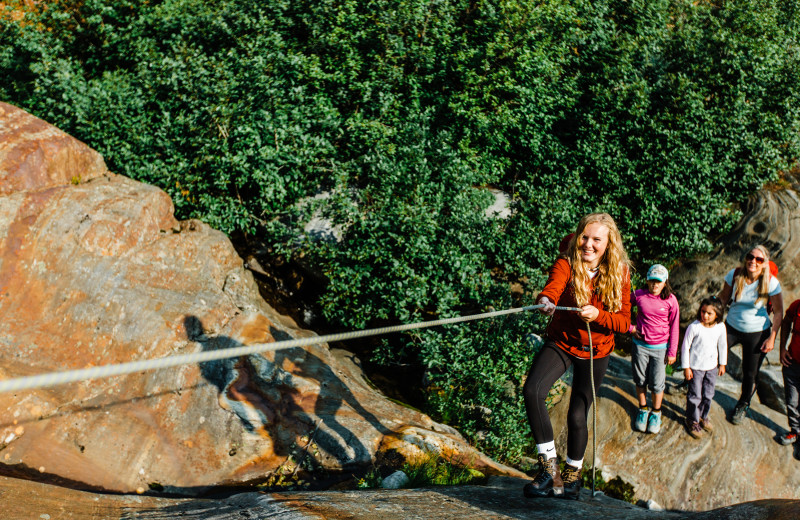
[2,0,799,463]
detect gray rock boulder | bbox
[550,353,800,511]
[2,472,798,519]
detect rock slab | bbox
[550,353,800,511]
[1,473,798,520]
[0,102,521,495]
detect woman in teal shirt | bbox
[718,245,783,425]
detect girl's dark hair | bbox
[658,280,673,300]
[697,296,725,324]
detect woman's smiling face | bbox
[578,222,609,269]
[745,248,766,277]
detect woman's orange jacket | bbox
[536,257,631,359]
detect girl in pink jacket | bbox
[629,264,680,434]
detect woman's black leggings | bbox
[522,340,610,461]
[725,323,771,406]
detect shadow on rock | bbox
[188,315,392,468]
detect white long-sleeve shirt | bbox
[680,321,728,371]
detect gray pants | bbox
[783,362,800,433]
[686,368,717,424]
[631,344,667,394]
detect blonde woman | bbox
[523,213,631,500]
[718,245,783,424]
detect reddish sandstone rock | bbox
[0,102,522,495]
[0,102,107,195]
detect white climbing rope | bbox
[586,321,597,498]
[0,300,605,498]
[0,303,583,394]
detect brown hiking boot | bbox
[560,463,582,500]
[686,420,703,439]
[700,417,713,432]
[523,454,558,498]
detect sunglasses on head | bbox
[745,253,765,264]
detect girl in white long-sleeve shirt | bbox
[681,297,727,438]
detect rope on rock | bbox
[0,303,583,394]
[0,301,603,499]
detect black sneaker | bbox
[560,464,581,500]
[731,403,749,425]
[523,454,557,498]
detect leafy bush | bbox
[2,0,799,466]
[401,451,487,488]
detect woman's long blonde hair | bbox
[733,245,771,305]
[563,213,630,312]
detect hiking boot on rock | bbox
[779,431,798,445]
[731,403,749,425]
[686,419,703,439]
[700,417,713,432]
[523,454,558,498]
[560,464,582,500]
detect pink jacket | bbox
[630,289,680,357]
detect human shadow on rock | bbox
[189,315,392,467]
[711,390,783,433]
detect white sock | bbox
[565,456,583,468]
[537,441,557,460]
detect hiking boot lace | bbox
[533,455,555,484]
[562,465,580,485]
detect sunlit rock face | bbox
[0,102,522,495]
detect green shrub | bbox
[1,0,799,466]
[401,451,487,488]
